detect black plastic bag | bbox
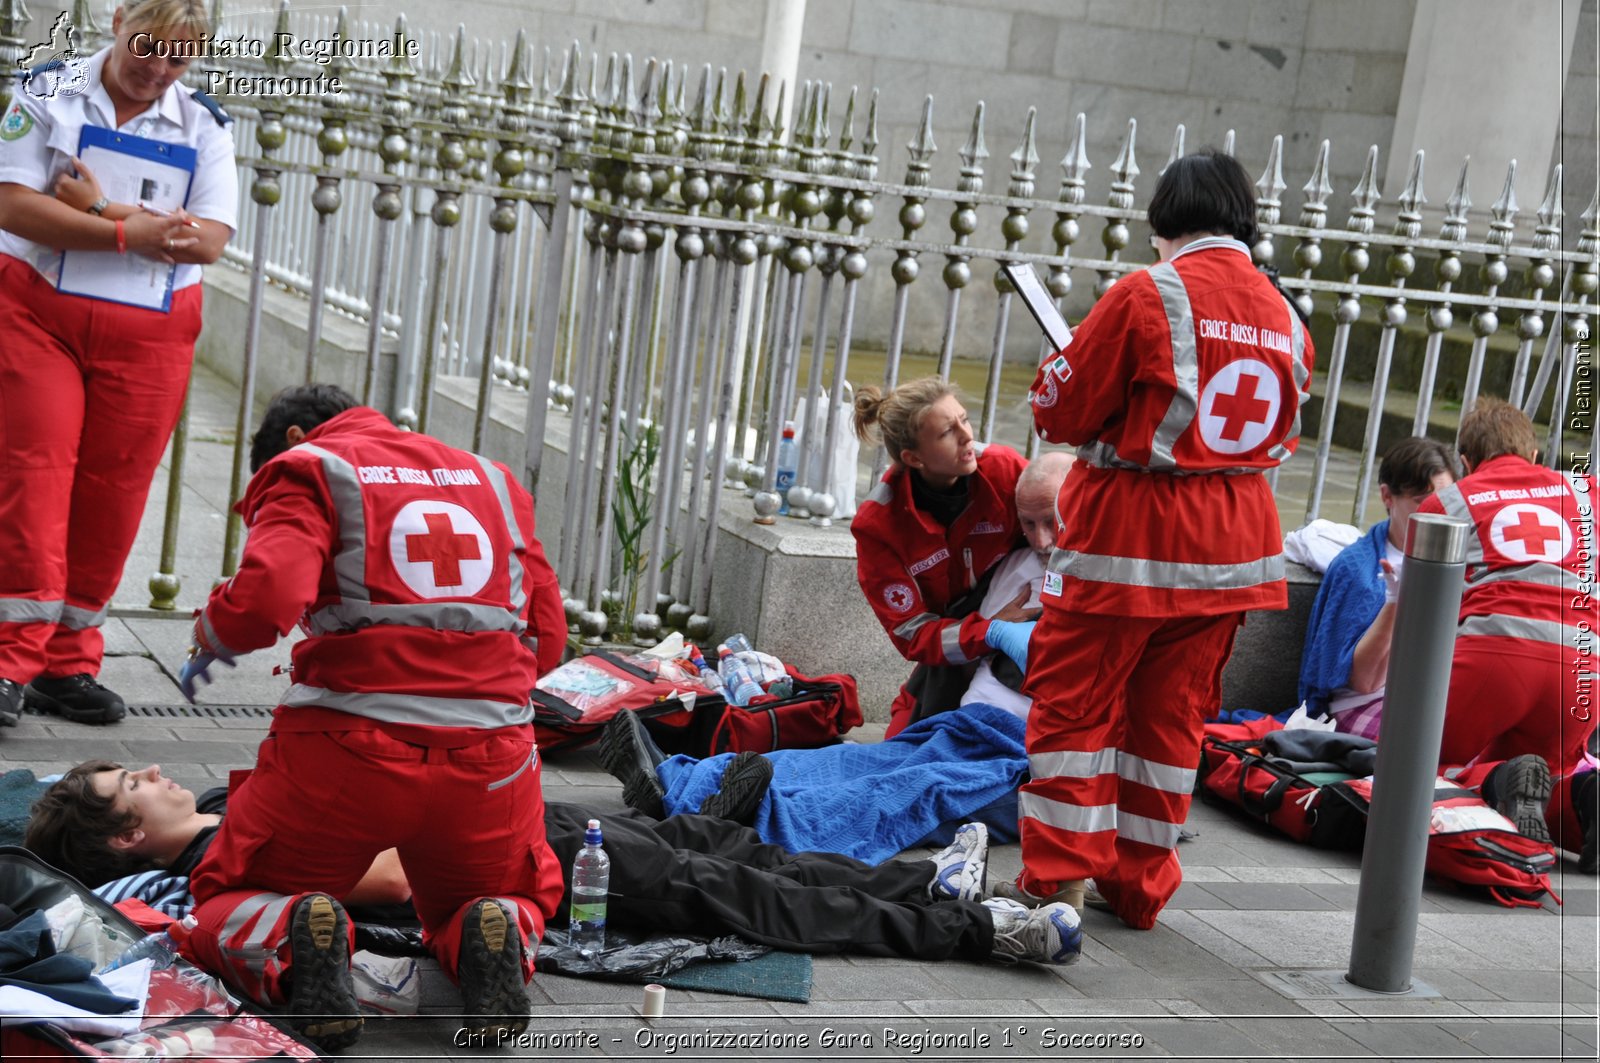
[535,927,768,981]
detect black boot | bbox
[24,674,126,725]
[1484,754,1553,845]
[0,679,22,726]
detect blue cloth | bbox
[656,702,1028,865]
[1298,520,1389,715]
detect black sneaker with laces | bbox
[286,893,362,1052]
[24,673,126,725]
[458,899,529,1045]
[597,710,668,819]
[0,678,22,726]
[697,751,773,825]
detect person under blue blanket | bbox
[1297,437,1457,740]
[601,702,1029,866]
[597,456,1074,865]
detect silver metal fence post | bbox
[1346,512,1472,994]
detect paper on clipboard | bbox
[57,125,196,312]
[1001,261,1072,354]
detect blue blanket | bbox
[1298,520,1389,715]
[657,702,1028,864]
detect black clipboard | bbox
[1001,261,1072,354]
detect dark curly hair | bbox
[249,383,358,473]
[25,760,148,887]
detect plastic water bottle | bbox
[723,633,754,654]
[775,422,799,515]
[718,645,765,707]
[99,916,197,973]
[568,819,610,953]
[690,646,728,698]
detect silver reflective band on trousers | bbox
[1346,513,1471,995]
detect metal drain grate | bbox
[124,704,276,719]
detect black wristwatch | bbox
[86,197,109,216]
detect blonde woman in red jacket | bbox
[851,378,1039,736]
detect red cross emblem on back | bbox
[1210,374,1272,441]
[1488,503,1571,564]
[406,511,481,587]
[1198,359,1283,455]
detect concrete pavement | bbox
[3,361,1592,1060]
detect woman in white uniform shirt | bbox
[0,0,237,726]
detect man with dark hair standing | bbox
[176,383,569,1049]
[1418,398,1598,868]
[1010,149,1315,930]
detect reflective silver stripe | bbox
[1118,751,1197,794]
[1075,440,1258,477]
[521,635,539,656]
[1267,295,1310,463]
[220,895,277,944]
[297,443,369,604]
[474,456,528,624]
[1147,262,1200,469]
[239,895,296,951]
[1430,482,1487,566]
[940,623,971,665]
[893,612,938,640]
[1029,747,1119,780]
[487,746,537,791]
[59,603,108,630]
[281,684,535,727]
[865,482,893,506]
[1117,810,1183,849]
[1018,791,1117,833]
[197,610,239,659]
[1468,563,1578,593]
[1048,547,1284,592]
[305,601,528,636]
[0,598,62,624]
[1459,613,1593,650]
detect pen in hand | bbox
[138,201,201,228]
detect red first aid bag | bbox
[531,650,862,756]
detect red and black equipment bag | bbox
[1197,718,1560,908]
[0,846,320,1061]
[531,649,862,757]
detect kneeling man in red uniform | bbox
[178,384,568,1049]
[1419,398,1599,864]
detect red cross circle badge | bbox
[1489,503,1572,563]
[389,500,494,598]
[1197,359,1283,455]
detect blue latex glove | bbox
[178,651,232,704]
[984,619,1037,672]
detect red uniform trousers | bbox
[1020,611,1241,930]
[1439,636,1592,780]
[0,254,201,679]
[1441,635,1595,852]
[188,726,563,1004]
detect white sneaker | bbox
[928,823,988,902]
[983,897,1082,965]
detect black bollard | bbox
[1346,512,1472,993]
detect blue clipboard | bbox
[56,125,197,312]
